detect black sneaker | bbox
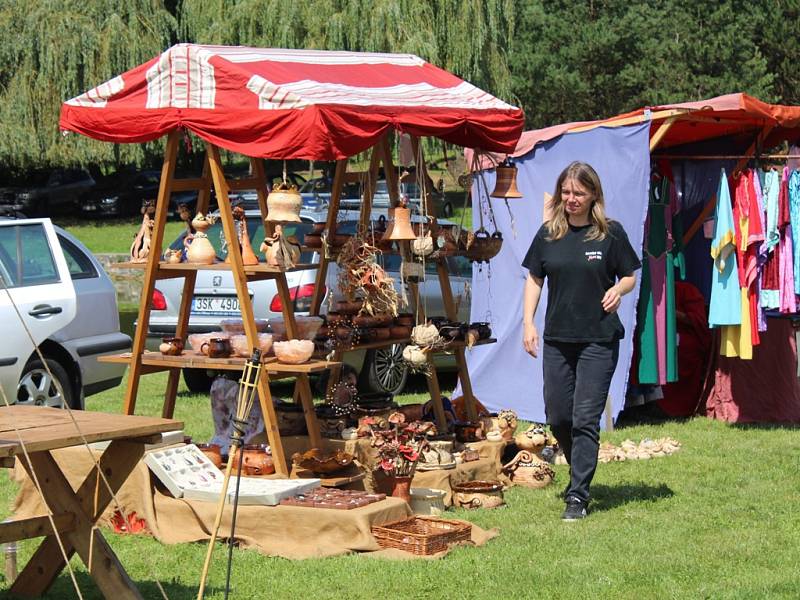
[561,497,588,521]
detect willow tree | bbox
[0,0,176,171]
[179,0,516,102]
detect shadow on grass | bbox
[589,482,674,513]
[32,571,200,600]
[614,403,691,429]
[729,421,800,431]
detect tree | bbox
[510,0,777,129]
[0,0,176,172]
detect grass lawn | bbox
[54,216,186,254]
[1,370,798,598]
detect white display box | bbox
[144,444,320,505]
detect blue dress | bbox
[708,169,741,327]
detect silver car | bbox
[0,217,131,408]
[149,208,471,394]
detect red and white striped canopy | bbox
[60,44,524,159]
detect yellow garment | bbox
[720,287,753,359]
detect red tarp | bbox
[59,44,524,159]
[469,93,800,167]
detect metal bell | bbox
[383,206,416,241]
[491,159,523,198]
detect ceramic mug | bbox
[201,337,232,358]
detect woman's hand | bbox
[601,285,622,313]
[523,322,540,357]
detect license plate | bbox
[191,295,244,316]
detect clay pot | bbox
[266,182,302,223]
[186,233,217,264]
[292,448,354,474]
[230,444,275,476]
[196,443,223,469]
[454,421,485,443]
[390,325,412,338]
[304,233,323,248]
[200,337,232,358]
[159,337,184,356]
[336,299,363,315]
[502,450,554,489]
[387,475,412,504]
[395,313,415,327]
[452,480,505,509]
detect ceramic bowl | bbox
[268,316,324,340]
[187,332,228,354]
[219,319,269,334]
[230,333,274,358]
[273,339,315,364]
[292,448,354,474]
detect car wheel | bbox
[182,368,214,393]
[360,344,409,395]
[441,202,454,218]
[17,358,75,409]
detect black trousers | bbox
[542,340,619,503]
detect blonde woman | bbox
[521,162,640,521]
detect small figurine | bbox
[185,213,217,264]
[260,224,301,268]
[129,200,156,263]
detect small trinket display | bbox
[144,444,319,505]
[280,489,386,510]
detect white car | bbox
[0,217,131,408]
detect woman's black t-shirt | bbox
[522,221,641,343]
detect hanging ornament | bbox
[491,158,523,199]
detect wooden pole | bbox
[205,143,288,476]
[122,131,179,415]
[162,155,211,418]
[682,125,775,246]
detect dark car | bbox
[13,168,96,215]
[81,170,161,217]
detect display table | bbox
[12,445,412,560]
[0,406,181,599]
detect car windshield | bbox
[169,218,315,262]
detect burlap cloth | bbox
[10,446,497,559]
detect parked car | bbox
[148,208,471,394]
[12,168,96,216]
[81,170,161,217]
[0,218,132,408]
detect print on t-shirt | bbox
[585,250,603,262]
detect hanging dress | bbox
[709,168,741,328]
[721,170,763,358]
[778,167,797,313]
[637,176,678,384]
[760,169,781,309]
[789,170,800,295]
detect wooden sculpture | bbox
[129,200,156,263]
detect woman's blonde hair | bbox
[546,161,609,241]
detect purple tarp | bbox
[456,123,651,424]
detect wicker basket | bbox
[371,516,472,555]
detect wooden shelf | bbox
[329,337,411,352]
[112,261,319,275]
[99,351,339,374]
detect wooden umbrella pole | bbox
[198,351,262,600]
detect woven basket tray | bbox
[371,516,472,555]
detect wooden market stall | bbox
[62,44,525,474]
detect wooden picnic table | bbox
[0,405,181,599]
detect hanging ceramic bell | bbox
[267,182,302,222]
[491,158,523,199]
[382,205,416,241]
